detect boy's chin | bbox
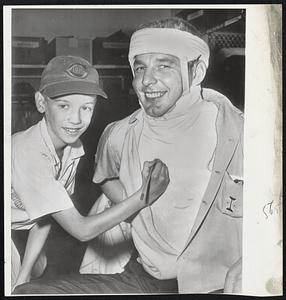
[62,135,81,145]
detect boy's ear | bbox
[35,92,46,113]
[191,60,207,86]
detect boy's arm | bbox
[13,219,51,290]
[52,188,143,242]
[52,159,169,242]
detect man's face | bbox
[42,94,96,151]
[132,53,184,117]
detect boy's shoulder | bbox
[12,120,44,158]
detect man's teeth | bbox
[145,92,164,98]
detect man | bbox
[14,17,243,294]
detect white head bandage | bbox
[128,28,210,94]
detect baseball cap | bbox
[39,56,107,99]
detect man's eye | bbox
[134,66,145,73]
[158,64,170,70]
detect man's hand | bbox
[141,159,170,205]
[224,257,242,294]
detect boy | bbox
[11,56,169,290]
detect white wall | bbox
[12,8,173,41]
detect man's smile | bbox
[145,91,166,99]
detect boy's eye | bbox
[58,104,69,109]
[82,106,93,112]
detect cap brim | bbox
[42,80,108,99]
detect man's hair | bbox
[138,17,207,77]
[138,17,205,41]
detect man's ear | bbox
[191,60,207,86]
[35,91,46,113]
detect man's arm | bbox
[100,179,125,204]
[86,179,124,217]
[13,219,51,290]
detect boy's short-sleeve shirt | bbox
[12,118,85,230]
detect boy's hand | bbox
[141,159,170,206]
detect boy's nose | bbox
[68,110,81,124]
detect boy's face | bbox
[41,94,96,151]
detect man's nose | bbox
[142,68,157,86]
[68,109,81,124]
